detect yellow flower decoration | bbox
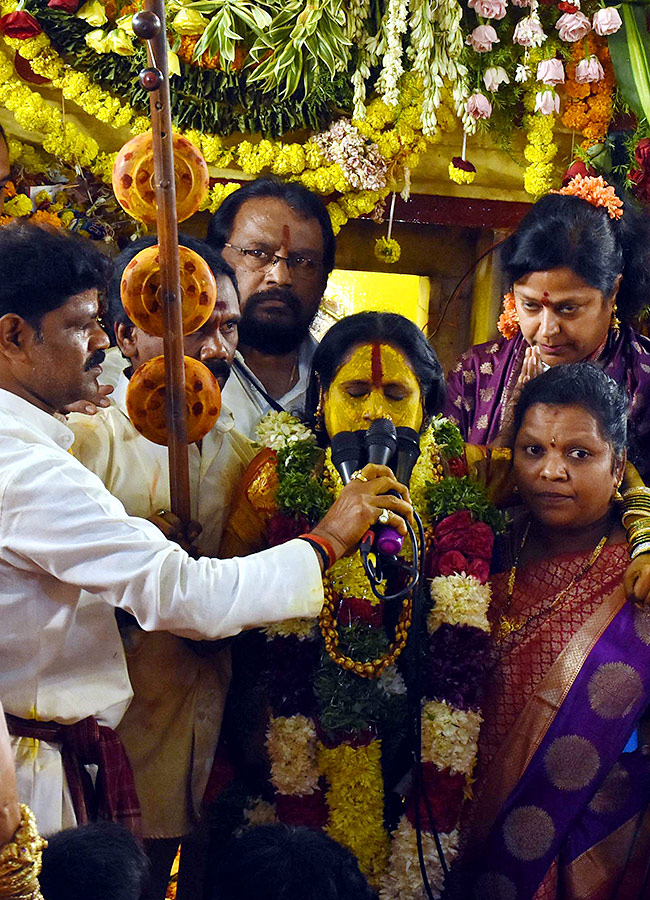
[374,236,401,264]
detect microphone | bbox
[330,430,364,485]
[395,427,421,486]
[364,419,403,555]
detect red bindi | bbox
[371,342,383,388]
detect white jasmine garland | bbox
[379,818,460,900]
[421,699,483,775]
[429,572,491,632]
[376,0,409,106]
[255,411,315,451]
[266,715,320,796]
[406,0,467,134]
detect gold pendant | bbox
[497,615,524,641]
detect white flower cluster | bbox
[379,817,459,900]
[429,572,491,633]
[266,715,320,796]
[421,699,483,776]
[375,0,409,106]
[255,410,315,451]
[408,0,469,135]
[312,119,389,191]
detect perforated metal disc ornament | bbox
[120,244,217,337]
[112,132,209,224]
[126,354,221,445]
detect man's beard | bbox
[238,288,316,355]
[201,358,231,388]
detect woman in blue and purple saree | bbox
[452,363,650,900]
[444,177,650,481]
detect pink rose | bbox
[511,0,531,7]
[484,65,510,91]
[0,10,42,38]
[536,58,565,86]
[513,15,547,47]
[468,0,507,19]
[466,92,493,119]
[575,55,604,83]
[466,24,500,51]
[534,89,560,115]
[555,11,591,41]
[592,7,622,35]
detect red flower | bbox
[634,138,650,169]
[47,0,80,11]
[448,456,468,478]
[337,596,383,627]
[436,550,470,576]
[405,764,466,834]
[562,159,596,187]
[467,557,490,583]
[435,511,493,560]
[630,168,650,206]
[0,11,42,38]
[13,50,50,84]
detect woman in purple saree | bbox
[444,177,650,481]
[453,363,650,900]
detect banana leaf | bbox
[608,4,650,123]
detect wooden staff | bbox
[132,0,191,524]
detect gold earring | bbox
[614,481,623,502]
[315,391,324,432]
[610,302,621,336]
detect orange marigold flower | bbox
[552,174,623,220]
[30,209,63,228]
[497,291,520,340]
[3,181,16,198]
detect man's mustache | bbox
[85,349,106,371]
[201,358,231,383]
[244,288,303,318]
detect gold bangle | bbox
[628,525,650,543]
[631,540,650,560]
[623,507,650,525]
[623,487,650,501]
[0,805,46,900]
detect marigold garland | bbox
[561,34,614,147]
[235,410,499,898]
[319,741,391,882]
[497,289,520,339]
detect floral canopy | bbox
[0,0,648,243]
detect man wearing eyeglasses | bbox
[206,177,336,439]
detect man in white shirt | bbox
[68,235,255,898]
[0,222,412,838]
[207,178,335,439]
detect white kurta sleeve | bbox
[0,445,323,640]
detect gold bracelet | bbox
[631,540,650,560]
[622,487,650,500]
[622,509,650,527]
[628,524,650,544]
[0,805,46,900]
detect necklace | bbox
[496,522,609,643]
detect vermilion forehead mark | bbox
[540,291,551,307]
[282,224,290,247]
[371,342,383,387]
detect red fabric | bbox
[405,764,466,834]
[5,713,141,837]
[275,787,328,827]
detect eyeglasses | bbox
[224,243,322,277]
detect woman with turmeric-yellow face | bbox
[323,341,424,439]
